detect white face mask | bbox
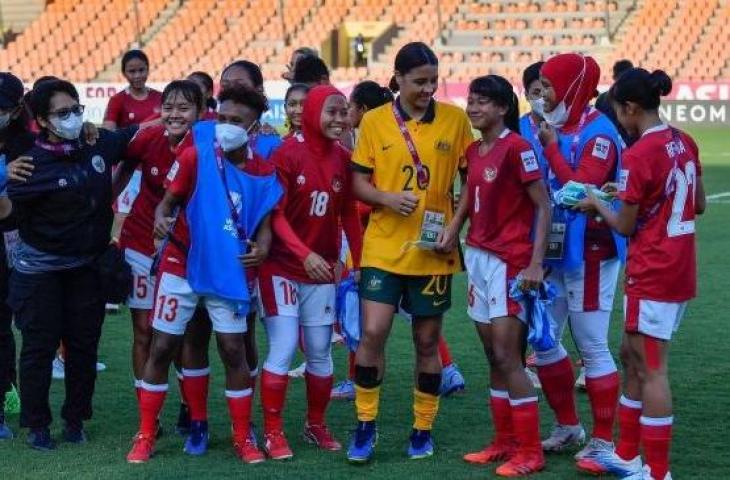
[215,123,249,152]
[528,97,545,118]
[0,112,11,130]
[50,112,84,140]
[542,100,569,128]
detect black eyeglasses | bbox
[49,104,85,120]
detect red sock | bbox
[438,336,453,368]
[348,351,356,380]
[226,390,253,442]
[182,369,210,422]
[537,357,579,425]
[139,385,167,437]
[261,369,289,433]
[615,395,642,461]
[510,397,542,454]
[641,416,672,479]
[585,371,620,441]
[305,371,334,425]
[489,390,514,444]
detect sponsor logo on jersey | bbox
[619,169,629,191]
[520,150,539,172]
[592,137,611,160]
[167,161,179,181]
[91,155,105,174]
[483,166,498,182]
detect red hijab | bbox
[301,84,346,156]
[541,53,601,130]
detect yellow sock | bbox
[355,385,381,422]
[413,389,440,431]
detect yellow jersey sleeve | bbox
[456,114,475,170]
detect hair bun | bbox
[649,70,672,97]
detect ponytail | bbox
[609,68,672,110]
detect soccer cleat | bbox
[439,363,466,397]
[27,428,55,451]
[233,437,266,464]
[304,423,342,451]
[632,464,672,480]
[463,440,517,465]
[175,402,191,436]
[52,355,65,380]
[127,433,155,463]
[263,430,293,460]
[183,420,209,456]
[576,450,643,477]
[575,366,586,390]
[288,362,307,378]
[407,429,434,460]
[331,379,356,400]
[62,422,88,444]
[525,367,542,390]
[574,437,614,461]
[347,421,377,463]
[0,419,13,440]
[541,423,586,452]
[495,451,545,477]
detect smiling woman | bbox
[347,42,474,463]
[103,50,162,130]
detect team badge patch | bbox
[619,169,629,191]
[58,178,68,187]
[435,140,452,152]
[91,155,105,174]
[592,137,611,160]
[483,166,498,182]
[297,174,306,185]
[151,167,159,176]
[520,150,539,172]
[366,277,382,291]
[332,177,343,193]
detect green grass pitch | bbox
[1,127,729,479]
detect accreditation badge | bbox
[416,210,445,250]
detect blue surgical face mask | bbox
[49,111,84,140]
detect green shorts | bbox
[360,267,452,318]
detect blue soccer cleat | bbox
[0,419,13,440]
[27,427,55,451]
[62,422,87,444]
[331,379,356,400]
[347,421,377,463]
[407,429,434,460]
[439,363,466,397]
[576,449,643,477]
[183,420,209,456]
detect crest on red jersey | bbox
[483,166,497,182]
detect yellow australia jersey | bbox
[352,100,473,276]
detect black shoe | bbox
[27,428,56,451]
[175,403,191,436]
[62,422,88,444]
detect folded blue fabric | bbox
[336,273,361,353]
[509,279,558,352]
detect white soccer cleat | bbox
[541,423,586,452]
[576,450,643,477]
[574,437,614,461]
[630,464,672,480]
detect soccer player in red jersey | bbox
[187,71,218,120]
[126,86,282,464]
[113,80,201,426]
[533,54,625,461]
[257,85,362,459]
[283,83,309,140]
[103,50,162,130]
[576,69,705,480]
[439,75,551,477]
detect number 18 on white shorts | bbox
[152,272,247,335]
[259,274,336,325]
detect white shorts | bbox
[465,247,525,324]
[125,248,155,310]
[548,257,620,312]
[152,272,247,335]
[624,295,687,341]
[259,273,336,326]
[117,169,142,214]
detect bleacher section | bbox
[1,0,728,85]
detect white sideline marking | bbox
[707,192,730,200]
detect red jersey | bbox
[264,135,359,283]
[161,146,276,278]
[465,130,543,267]
[104,89,162,128]
[619,124,701,302]
[120,125,192,256]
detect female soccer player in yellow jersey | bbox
[346,42,473,463]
